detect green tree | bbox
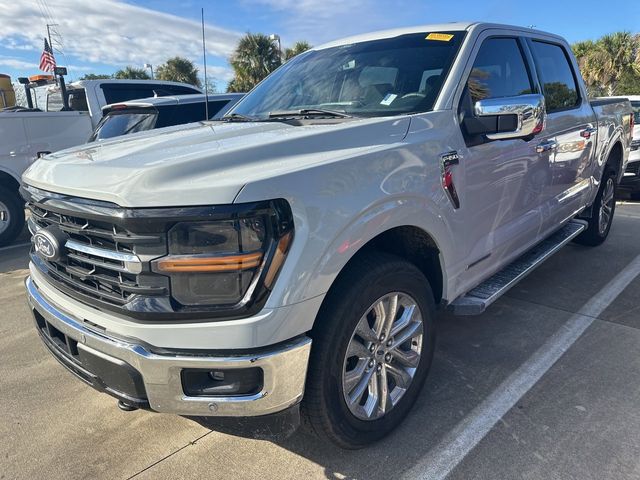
[113,66,150,80]
[573,32,639,96]
[227,33,282,92]
[284,41,312,61]
[79,73,112,80]
[156,57,201,88]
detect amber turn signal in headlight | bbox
[155,252,264,273]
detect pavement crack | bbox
[125,431,212,480]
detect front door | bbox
[454,35,552,292]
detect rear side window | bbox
[530,41,580,112]
[467,38,533,103]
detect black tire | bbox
[302,251,436,449]
[0,186,25,247]
[574,169,616,246]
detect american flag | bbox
[39,38,56,73]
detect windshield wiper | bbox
[268,108,353,119]
[220,113,260,122]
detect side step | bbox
[449,220,587,316]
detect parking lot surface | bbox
[2,203,640,480]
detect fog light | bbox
[182,368,263,397]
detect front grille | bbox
[26,197,169,311]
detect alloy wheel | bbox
[341,292,424,421]
[599,177,615,235]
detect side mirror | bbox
[471,94,546,141]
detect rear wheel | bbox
[302,252,436,448]
[0,186,25,247]
[574,170,616,246]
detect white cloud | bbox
[0,56,37,70]
[0,0,241,70]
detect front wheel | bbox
[302,252,436,448]
[574,170,616,247]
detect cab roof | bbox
[314,22,564,50]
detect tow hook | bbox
[117,400,138,412]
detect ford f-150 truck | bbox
[22,23,633,449]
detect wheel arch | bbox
[605,140,624,182]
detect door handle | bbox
[580,127,597,139]
[536,140,558,154]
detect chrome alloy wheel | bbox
[0,200,9,236]
[599,177,615,235]
[341,292,424,421]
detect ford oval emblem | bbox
[33,228,66,263]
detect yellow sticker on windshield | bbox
[426,33,454,42]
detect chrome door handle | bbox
[580,127,598,139]
[536,140,558,154]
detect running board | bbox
[449,220,587,316]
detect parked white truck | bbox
[0,78,201,245]
[23,23,633,448]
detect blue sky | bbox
[1,0,638,89]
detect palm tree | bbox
[156,57,201,88]
[284,41,312,61]
[574,32,639,96]
[227,33,282,92]
[113,66,150,80]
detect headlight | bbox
[152,199,293,308]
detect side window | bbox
[467,38,533,103]
[101,84,200,104]
[530,41,579,112]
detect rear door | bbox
[527,39,597,232]
[455,33,551,288]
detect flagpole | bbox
[201,8,209,121]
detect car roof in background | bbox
[101,92,245,111]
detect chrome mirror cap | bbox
[474,93,546,141]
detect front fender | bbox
[289,194,454,308]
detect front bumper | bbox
[26,276,312,417]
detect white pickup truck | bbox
[22,23,633,448]
[0,79,201,245]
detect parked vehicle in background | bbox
[0,78,201,246]
[90,93,244,142]
[619,96,640,198]
[22,23,632,449]
[0,74,16,108]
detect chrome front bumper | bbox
[26,276,312,417]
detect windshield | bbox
[90,109,158,141]
[230,31,464,120]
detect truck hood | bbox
[22,117,411,207]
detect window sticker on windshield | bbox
[380,93,398,106]
[426,33,454,42]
